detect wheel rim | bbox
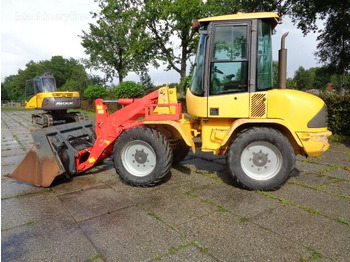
[121,140,156,177]
[240,141,282,181]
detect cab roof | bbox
[198,12,280,29]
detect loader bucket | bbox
[5,120,95,187]
[5,143,66,187]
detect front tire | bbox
[113,127,172,187]
[227,127,295,191]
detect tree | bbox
[141,0,206,82]
[138,0,284,82]
[286,77,297,89]
[293,66,315,90]
[204,0,287,16]
[81,0,154,83]
[1,56,89,101]
[87,74,106,86]
[82,0,289,84]
[139,71,154,91]
[287,0,350,88]
[60,65,89,97]
[312,67,331,90]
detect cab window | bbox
[42,78,56,92]
[35,78,43,92]
[210,25,249,95]
[25,80,35,100]
[190,34,207,96]
[257,20,273,90]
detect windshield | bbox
[190,34,207,96]
[42,77,57,92]
[256,20,273,90]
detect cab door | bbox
[24,79,38,108]
[207,22,251,118]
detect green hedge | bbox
[84,85,109,99]
[320,93,350,135]
[115,81,145,99]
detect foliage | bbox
[288,66,349,92]
[320,93,350,136]
[204,0,287,16]
[286,0,350,78]
[60,65,89,97]
[179,74,192,94]
[272,61,278,88]
[81,0,154,83]
[293,66,315,90]
[286,78,297,89]
[313,67,332,90]
[141,0,205,81]
[139,71,154,91]
[115,81,145,99]
[1,56,89,102]
[84,85,109,100]
[87,74,106,86]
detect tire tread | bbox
[227,127,295,191]
[113,127,172,187]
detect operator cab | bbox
[25,72,57,101]
[187,12,280,118]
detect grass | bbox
[2,188,51,201]
[336,217,350,226]
[1,106,25,110]
[289,181,350,199]
[184,191,197,198]
[256,191,321,215]
[13,134,27,151]
[90,254,103,261]
[147,211,178,232]
[26,220,38,226]
[217,206,231,213]
[306,247,323,260]
[239,217,249,223]
[154,241,206,260]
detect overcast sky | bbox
[1,0,322,85]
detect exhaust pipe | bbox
[278,32,289,89]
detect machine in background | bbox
[25,72,87,127]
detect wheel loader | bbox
[7,12,331,191]
[24,72,88,127]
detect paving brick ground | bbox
[1,108,350,262]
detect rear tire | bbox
[113,127,172,187]
[227,127,295,191]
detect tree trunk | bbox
[180,44,187,82]
[118,74,123,84]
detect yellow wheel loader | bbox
[7,12,331,191]
[25,72,88,127]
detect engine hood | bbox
[267,89,327,132]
